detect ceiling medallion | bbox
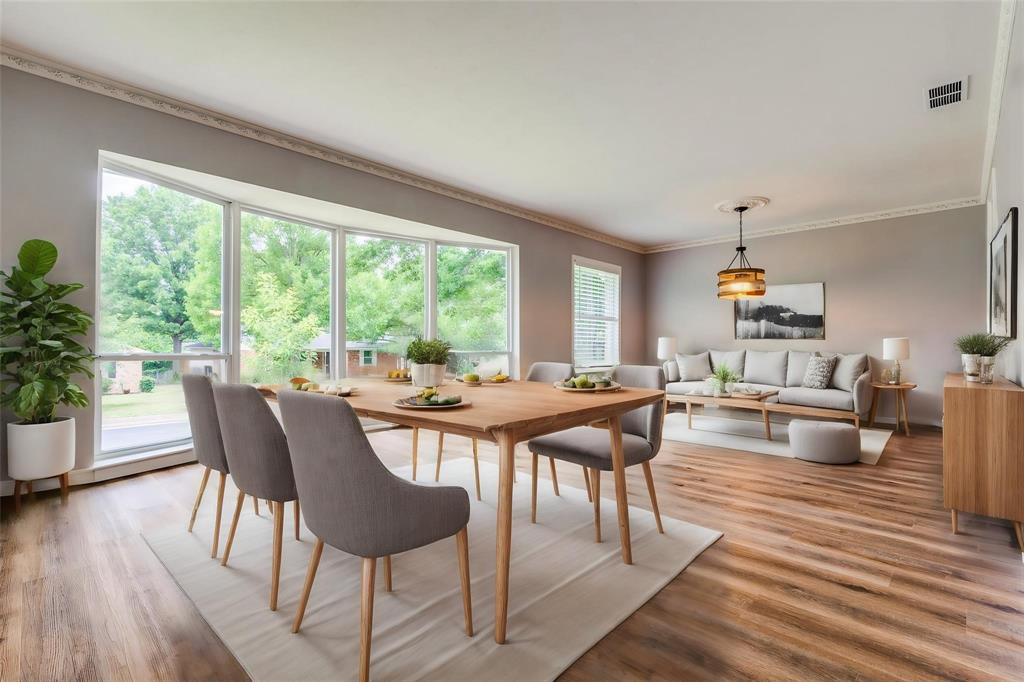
[716,198,769,300]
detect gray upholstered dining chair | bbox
[211,383,300,611]
[527,365,666,541]
[183,374,233,558]
[524,362,584,500]
[278,390,472,682]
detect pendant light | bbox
[716,198,768,300]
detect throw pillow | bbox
[830,353,868,392]
[802,355,837,389]
[709,349,745,379]
[786,351,814,387]
[744,350,788,386]
[675,352,712,381]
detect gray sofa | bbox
[663,349,872,419]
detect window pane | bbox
[99,169,224,354]
[345,235,425,377]
[437,245,508,352]
[100,360,224,456]
[573,262,620,368]
[447,351,510,378]
[239,212,332,385]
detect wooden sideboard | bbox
[942,372,1024,551]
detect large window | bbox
[572,256,621,369]
[438,244,510,376]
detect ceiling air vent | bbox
[924,76,969,110]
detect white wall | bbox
[645,207,988,426]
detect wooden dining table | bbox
[314,378,665,644]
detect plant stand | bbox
[12,473,70,512]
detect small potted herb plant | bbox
[954,333,1012,383]
[1,240,95,486]
[708,364,740,396]
[406,338,452,387]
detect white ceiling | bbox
[0,1,1004,248]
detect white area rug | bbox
[144,458,721,681]
[662,410,891,465]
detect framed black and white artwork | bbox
[989,207,1018,338]
[735,282,825,340]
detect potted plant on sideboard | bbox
[954,333,1012,383]
[1,240,94,495]
[406,338,452,387]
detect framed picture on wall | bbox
[989,207,1018,338]
[734,282,825,340]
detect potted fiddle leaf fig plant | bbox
[406,338,452,387]
[1,240,94,485]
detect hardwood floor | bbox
[2,426,1022,680]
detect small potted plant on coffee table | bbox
[406,338,452,388]
[708,364,740,397]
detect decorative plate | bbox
[384,377,412,383]
[552,381,622,393]
[393,398,471,409]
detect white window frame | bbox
[571,255,622,372]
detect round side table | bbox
[868,382,917,436]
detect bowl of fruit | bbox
[553,374,621,393]
[289,377,322,392]
[485,372,510,384]
[394,387,469,409]
[460,372,482,386]
[385,369,412,383]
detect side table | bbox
[868,382,917,436]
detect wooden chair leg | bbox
[591,468,601,543]
[220,491,246,566]
[434,432,445,482]
[641,461,664,534]
[211,472,227,558]
[456,526,473,636]
[530,452,539,524]
[471,438,482,501]
[359,557,377,682]
[292,538,324,633]
[253,496,260,516]
[383,555,393,592]
[582,465,593,502]
[188,466,211,532]
[268,499,274,513]
[548,457,560,496]
[411,427,419,480]
[13,480,22,513]
[294,499,301,540]
[270,501,285,610]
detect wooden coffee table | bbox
[667,390,780,440]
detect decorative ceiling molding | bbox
[0,45,646,254]
[980,0,1017,201]
[644,196,984,253]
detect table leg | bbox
[686,401,692,429]
[868,387,880,427]
[1013,522,1023,553]
[762,406,772,441]
[606,416,633,565]
[950,509,958,534]
[493,429,516,644]
[900,389,911,437]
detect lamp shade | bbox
[657,336,678,360]
[882,337,910,360]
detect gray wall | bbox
[645,207,988,426]
[990,1,1024,386]
[0,67,647,473]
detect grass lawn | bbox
[102,384,186,418]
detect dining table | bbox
[275,378,665,644]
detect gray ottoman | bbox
[789,420,861,464]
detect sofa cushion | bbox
[778,387,854,411]
[802,355,837,389]
[830,353,868,392]
[675,352,712,381]
[786,351,814,387]
[743,350,787,386]
[709,349,745,378]
[666,380,707,395]
[663,360,680,382]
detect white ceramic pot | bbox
[7,417,75,481]
[961,353,981,382]
[410,363,446,388]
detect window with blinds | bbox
[572,256,621,369]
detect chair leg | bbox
[270,501,285,611]
[188,466,211,532]
[359,557,377,682]
[268,499,274,513]
[253,495,260,516]
[582,465,593,502]
[471,438,482,501]
[530,452,539,524]
[411,427,419,481]
[294,499,301,540]
[548,457,560,496]
[456,526,473,636]
[383,555,393,592]
[641,461,664,534]
[221,491,245,567]
[434,432,445,482]
[591,468,601,543]
[211,472,226,558]
[292,538,324,633]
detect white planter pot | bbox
[7,417,76,481]
[410,363,446,388]
[961,353,981,382]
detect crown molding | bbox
[980,0,1017,201]
[0,45,647,254]
[643,196,984,253]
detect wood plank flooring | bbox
[2,426,1022,680]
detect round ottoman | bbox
[789,420,861,464]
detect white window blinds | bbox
[572,256,621,368]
